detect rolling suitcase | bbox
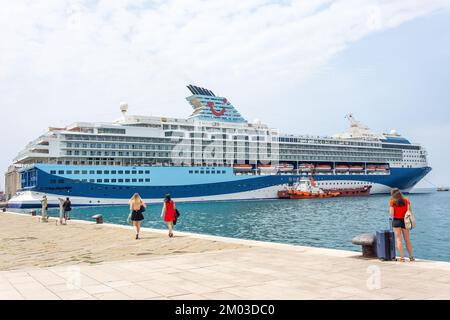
[376,218,396,261]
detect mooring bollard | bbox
[92,214,103,224]
[31,210,37,216]
[2,208,6,213]
[352,233,377,258]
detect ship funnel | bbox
[120,102,128,115]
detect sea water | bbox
[12,190,450,262]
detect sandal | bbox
[169,232,173,238]
[409,257,415,262]
[396,257,405,262]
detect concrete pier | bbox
[1,211,450,300]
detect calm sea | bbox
[11,190,450,262]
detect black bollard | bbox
[92,214,103,224]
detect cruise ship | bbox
[8,85,431,208]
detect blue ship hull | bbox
[8,165,432,209]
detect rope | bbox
[423,177,437,187]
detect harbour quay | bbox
[1,211,450,300]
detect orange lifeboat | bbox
[315,164,332,172]
[233,164,253,171]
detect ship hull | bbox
[8,165,432,209]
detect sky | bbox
[1,0,450,190]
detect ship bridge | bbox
[186,85,247,123]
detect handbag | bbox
[404,209,416,230]
[127,213,132,225]
[173,209,180,225]
[139,205,146,213]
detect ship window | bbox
[222,171,226,174]
[111,179,117,183]
[97,179,102,183]
[82,170,87,174]
[58,170,64,174]
[104,179,110,183]
[211,171,215,174]
[145,170,150,174]
[66,171,72,174]
[58,179,64,184]
[118,170,124,174]
[50,170,56,174]
[139,179,144,182]
[189,171,193,174]
[138,170,144,174]
[125,179,130,182]
[195,171,199,174]
[104,170,110,174]
[118,179,124,182]
[74,170,80,174]
[90,170,95,174]
[200,171,205,174]
[50,179,56,184]
[206,171,210,174]
[145,179,150,182]
[90,179,95,183]
[125,171,130,174]
[97,170,102,174]
[111,171,117,174]
[132,179,137,182]
[132,171,137,174]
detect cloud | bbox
[0,0,449,188]
[1,0,449,85]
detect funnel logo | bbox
[207,101,226,117]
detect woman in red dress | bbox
[160,194,176,237]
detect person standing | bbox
[41,195,48,223]
[63,197,72,221]
[129,193,146,240]
[160,194,176,238]
[389,188,415,262]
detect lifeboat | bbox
[366,165,377,171]
[277,163,295,172]
[315,164,332,172]
[299,164,314,172]
[257,164,276,173]
[349,165,364,171]
[335,165,350,172]
[233,164,253,171]
[376,165,388,171]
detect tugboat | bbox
[278,168,373,199]
[437,187,449,192]
[277,177,340,199]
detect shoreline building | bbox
[4,165,21,201]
